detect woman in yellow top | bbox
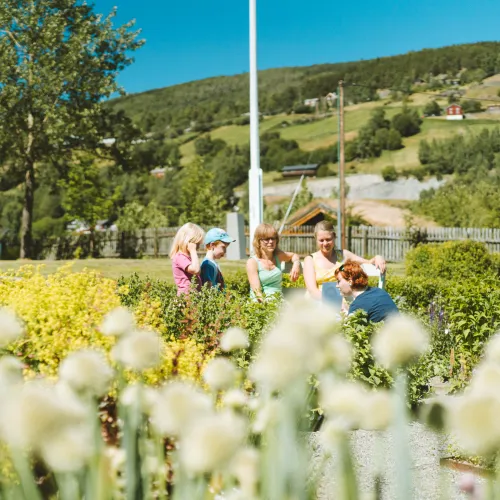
[303,221,386,301]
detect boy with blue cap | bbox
[200,228,236,290]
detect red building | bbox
[446,104,464,120]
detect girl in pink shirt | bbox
[169,223,205,295]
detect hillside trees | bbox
[0,0,143,257]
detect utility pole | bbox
[337,80,346,250]
[248,0,263,248]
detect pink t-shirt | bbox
[172,253,201,295]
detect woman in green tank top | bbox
[246,223,301,302]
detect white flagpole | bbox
[248,0,263,251]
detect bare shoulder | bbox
[246,258,258,270]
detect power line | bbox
[346,82,500,105]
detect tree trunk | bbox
[20,162,35,259]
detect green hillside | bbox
[107,42,500,131]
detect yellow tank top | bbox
[311,250,344,289]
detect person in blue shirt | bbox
[200,228,236,290]
[334,260,398,323]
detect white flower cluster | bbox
[101,306,162,371]
[446,331,500,455]
[250,298,348,392]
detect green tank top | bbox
[250,255,282,300]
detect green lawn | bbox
[0,259,406,282]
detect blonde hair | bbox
[252,223,279,259]
[314,220,336,240]
[169,223,205,258]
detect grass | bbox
[0,258,406,282]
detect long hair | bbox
[252,223,279,259]
[169,223,205,258]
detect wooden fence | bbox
[45,225,500,262]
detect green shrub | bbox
[381,165,398,181]
[405,240,499,281]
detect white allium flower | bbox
[40,424,93,472]
[250,300,339,390]
[59,349,113,397]
[105,447,126,473]
[0,356,24,387]
[111,329,161,371]
[0,380,88,450]
[372,314,429,370]
[325,335,352,373]
[180,410,246,474]
[100,306,135,337]
[448,393,500,455]
[319,418,349,452]
[469,363,500,397]
[252,399,282,434]
[222,389,248,409]
[319,376,367,427]
[150,381,212,437]
[231,447,259,496]
[360,390,393,430]
[484,333,500,365]
[0,307,24,347]
[220,327,249,352]
[203,358,238,391]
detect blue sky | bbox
[93,0,500,95]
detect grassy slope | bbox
[180,89,500,175]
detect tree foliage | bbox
[0,0,143,257]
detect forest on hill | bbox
[107,42,500,134]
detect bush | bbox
[0,265,212,384]
[381,165,398,182]
[404,240,499,281]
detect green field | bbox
[0,259,406,282]
[179,94,500,175]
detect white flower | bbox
[324,335,352,373]
[319,376,367,427]
[0,307,24,347]
[231,447,259,496]
[469,363,500,397]
[180,410,246,474]
[220,327,249,352]
[111,329,161,371]
[484,332,500,365]
[372,314,429,369]
[105,446,126,473]
[360,390,393,430]
[0,380,88,450]
[222,389,248,409]
[319,418,349,452]
[252,399,282,434]
[59,349,113,397]
[100,307,135,337]
[448,393,500,455]
[149,381,212,437]
[203,358,238,391]
[0,356,24,387]
[40,424,93,472]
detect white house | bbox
[304,98,319,107]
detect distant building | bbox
[150,167,167,179]
[446,104,464,120]
[486,105,500,114]
[282,164,320,178]
[325,92,338,103]
[304,98,319,107]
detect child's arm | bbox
[186,242,201,275]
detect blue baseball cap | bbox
[204,228,236,246]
